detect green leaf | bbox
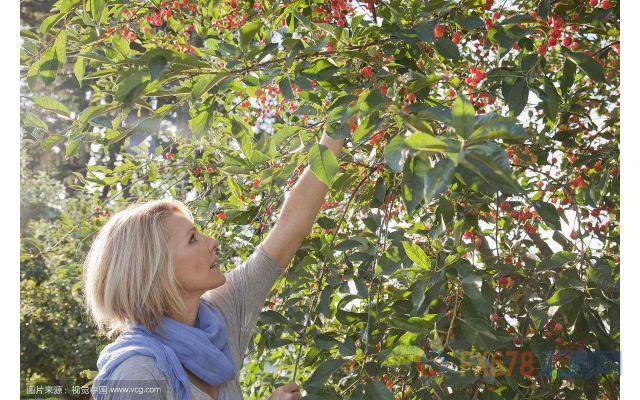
[114,71,151,104]
[538,0,550,19]
[587,261,618,291]
[533,200,561,230]
[539,251,577,270]
[402,241,431,270]
[149,55,168,80]
[278,77,295,101]
[188,110,211,138]
[89,0,106,23]
[65,138,80,158]
[382,344,425,366]
[226,176,243,200]
[461,273,490,313]
[541,76,561,121]
[415,20,436,42]
[357,89,390,114]
[401,156,430,216]
[424,158,455,203]
[111,34,131,59]
[78,103,118,128]
[451,95,475,138]
[404,132,448,152]
[488,25,534,58]
[73,57,85,84]
[364,381,394,400]
[26,59,41,91]
[560,59,576,96]
[458,16,485,31]
[191,72,229,101]
[462,145,521,194]
[30,95,70,117]
[503,77,528,116]
[260,310,289,324]
[41,134,64,150]
[23,112,48,130]
[547,288,580,306]
[54,30,67,66]
[37,47,59,85]
[434,37,460,60]
[460,318,503,351]
[305,359,345,388]
[39,13,65,34]
[239,20,263,49]
[561,48,607,83]
[468,115,527,143]
[148,162,158,182]
[309,143,339,187]
[383,134,407,172]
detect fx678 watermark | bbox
[416,349,619,378]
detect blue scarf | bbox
[93,298,236,400]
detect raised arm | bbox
[261,132,345,269]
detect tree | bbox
[21,0,619,398]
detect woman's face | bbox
[166,211,226,296]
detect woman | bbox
[82,133,344,400]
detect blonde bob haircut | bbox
[83,199,192,339]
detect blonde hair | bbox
[83,199,193,339]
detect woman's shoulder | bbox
[108,354,167,382]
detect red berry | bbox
[498,276,513,288]
[548,37,558,46]
[570,230,578,240]
[554,323,564,333]
[337,18,344,27]
[164,152,173,159]
[361,66,374,80]
[589,0,598,6]
[452,31,461,44]
[552,17,564,29]
[216,212,226,220]
[485,18,493,29]
[562,36,572,46]
[601,0,612,8]
[551,29,562,38]
[490,313,500,322]
[434,24,445,39]
[538,43,548,55]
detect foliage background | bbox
[20,0,619,399]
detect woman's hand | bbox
[269,381,302,400]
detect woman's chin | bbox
[208,269,226,288]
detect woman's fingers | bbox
[279,381,300,392]
[269,381,302,400]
